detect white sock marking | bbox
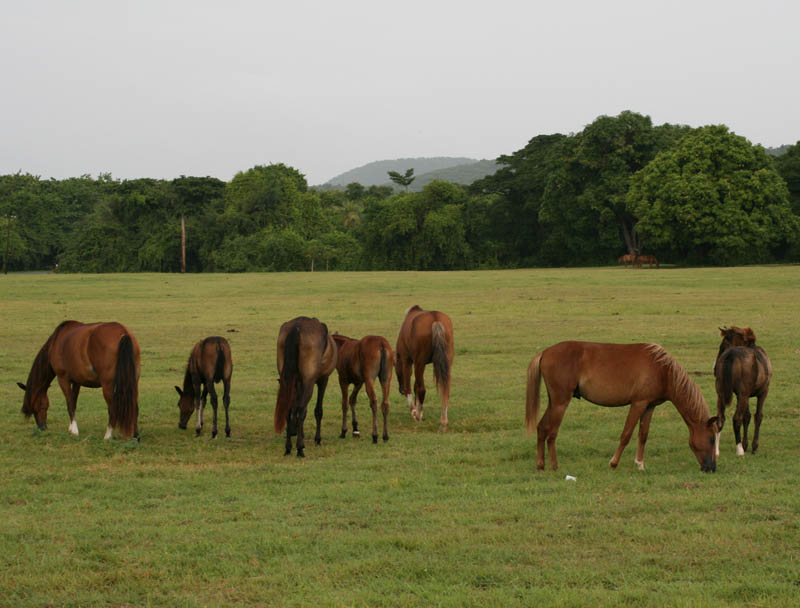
[69,420,79,435]
[736,443,745,456]
[635,458,644,470]
[104,425,113,440]
[715,432,720,457]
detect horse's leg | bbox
[732,393,747,456]
[102,383,114,439]
[741,402,751,454]
[751,389,767,454]
[222,377,231,437]
[412,360,427,421]
[297,381,315,457]
[207,382,219,439]
[195,381,206,436]
[715,392,727,458]
[364,377,379,444]
[634,404,657,470]
[58,376,82,435]
[610,401,649,469]
[313,376,329,447]
[380,375,390,442]
[537,400,568,471]
[339,379,349,439]
[349,382,362,438]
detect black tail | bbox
[378,346,388,385]
[275,324,300,434]
[111,334,138,438]
[213,343,226,383]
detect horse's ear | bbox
[707,416,721,433]
[17,382,27,391]
[743,327,756,345]
[174,386,183,396]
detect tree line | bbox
[3,111,800,273]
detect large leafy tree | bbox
[225,164,307,229]
[774,141,800,214]
[627,125,798,265]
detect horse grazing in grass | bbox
[637,254,660,268]
[274,317,337,457]
[174,336,233,438]
[525,341,720,472]
[617,253,637,268]
[332,333,394,443]
[18,320,140,439]
[395,305,454,431]
[713,326,772,457]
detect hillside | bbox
[323,157,477,187]
[406,159,501,191]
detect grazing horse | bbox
[17,320,140,439]
[395,305,454,431]
[713,326,772,456]
[525,341,720,472]
[332,333,394,443]
[274,317,337,457]
[617,253,637,268]
[637,254,660,268]
[174,336,233,438]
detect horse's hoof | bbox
[352,430,360,438]
[225,430,231,438]
[195,429,201,437]
[211,432,218,440]
[383,435,389,442]
[609,460,618,469]
[635,459,644,471]
[297,450,305,458]
[372,435,378,444]
[284,449,291,456]
[339,431,347,439]
[314,438,321,446]
[438,424,447,433]
[736,444,745,456]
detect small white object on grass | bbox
[565,475,576,481]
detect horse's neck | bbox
[665,378,706,427]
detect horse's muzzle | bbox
[37,422,47,431]
[178,422,187,430]
[701,460,717,473]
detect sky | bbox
[1,0,799,186]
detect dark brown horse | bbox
[395,305,454,431]
[18,320,140,439]
[332,333,394,443]
[174,336,233,438]
[274,317,338,457]
[713,326,772,456]
[526,341,720,472]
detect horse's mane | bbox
[21,322,70,415]
[644,343,709,420]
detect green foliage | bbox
[387,167,416,189]
[627,126,798,264]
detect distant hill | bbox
[406,159,501,192]
[765,144,794,157]
[324,157,477,187]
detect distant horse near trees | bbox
[617,253,637,268]
[713,326,772,456]
[525,341,720,472]
[174,336,233,438]
[274,316,338,457]
[395,305,454,431]
[18,320,140,439]
[637,254,659,268]
[332,333,394,443]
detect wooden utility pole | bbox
[180,215,186,273]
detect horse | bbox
[637,254,660,268]
[395,305,454,431]
[617,253,637,268]
[525,341,720,472]
[174,336,233,438]
[332,333,394,443]
[17,320,140,439]
[713,326,772,456]
[274,316,338,457]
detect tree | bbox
[225,164,307,229]
[773,141,800,214]
[387,168,415,190]
[627,125,798,265]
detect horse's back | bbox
[401,308,453,360]
[278,316,336,380]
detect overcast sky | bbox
[2,0,798,185]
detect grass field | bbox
[1,267,799,607]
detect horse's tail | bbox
[525,353,543,434]
[719,352,736,407]
[111,334,138,438]
[431,321,451,402]
[377,344,388,385]
[275,324,300,434]
[213,341,226,383]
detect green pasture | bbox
[1,267,798,607]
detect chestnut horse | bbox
[18,320,140,439]
[174,336,233,438]
[526,341,720,472]
[617,253,637,268]
[713,326,772,456]
[332,333,394,443]
[274,316,337,457]
[637,254,660,268]
[395,305,454,431]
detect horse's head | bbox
[689,416,720,472]
[18,382,49,430]
[719,326,756,349]
[174,386,194,429]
